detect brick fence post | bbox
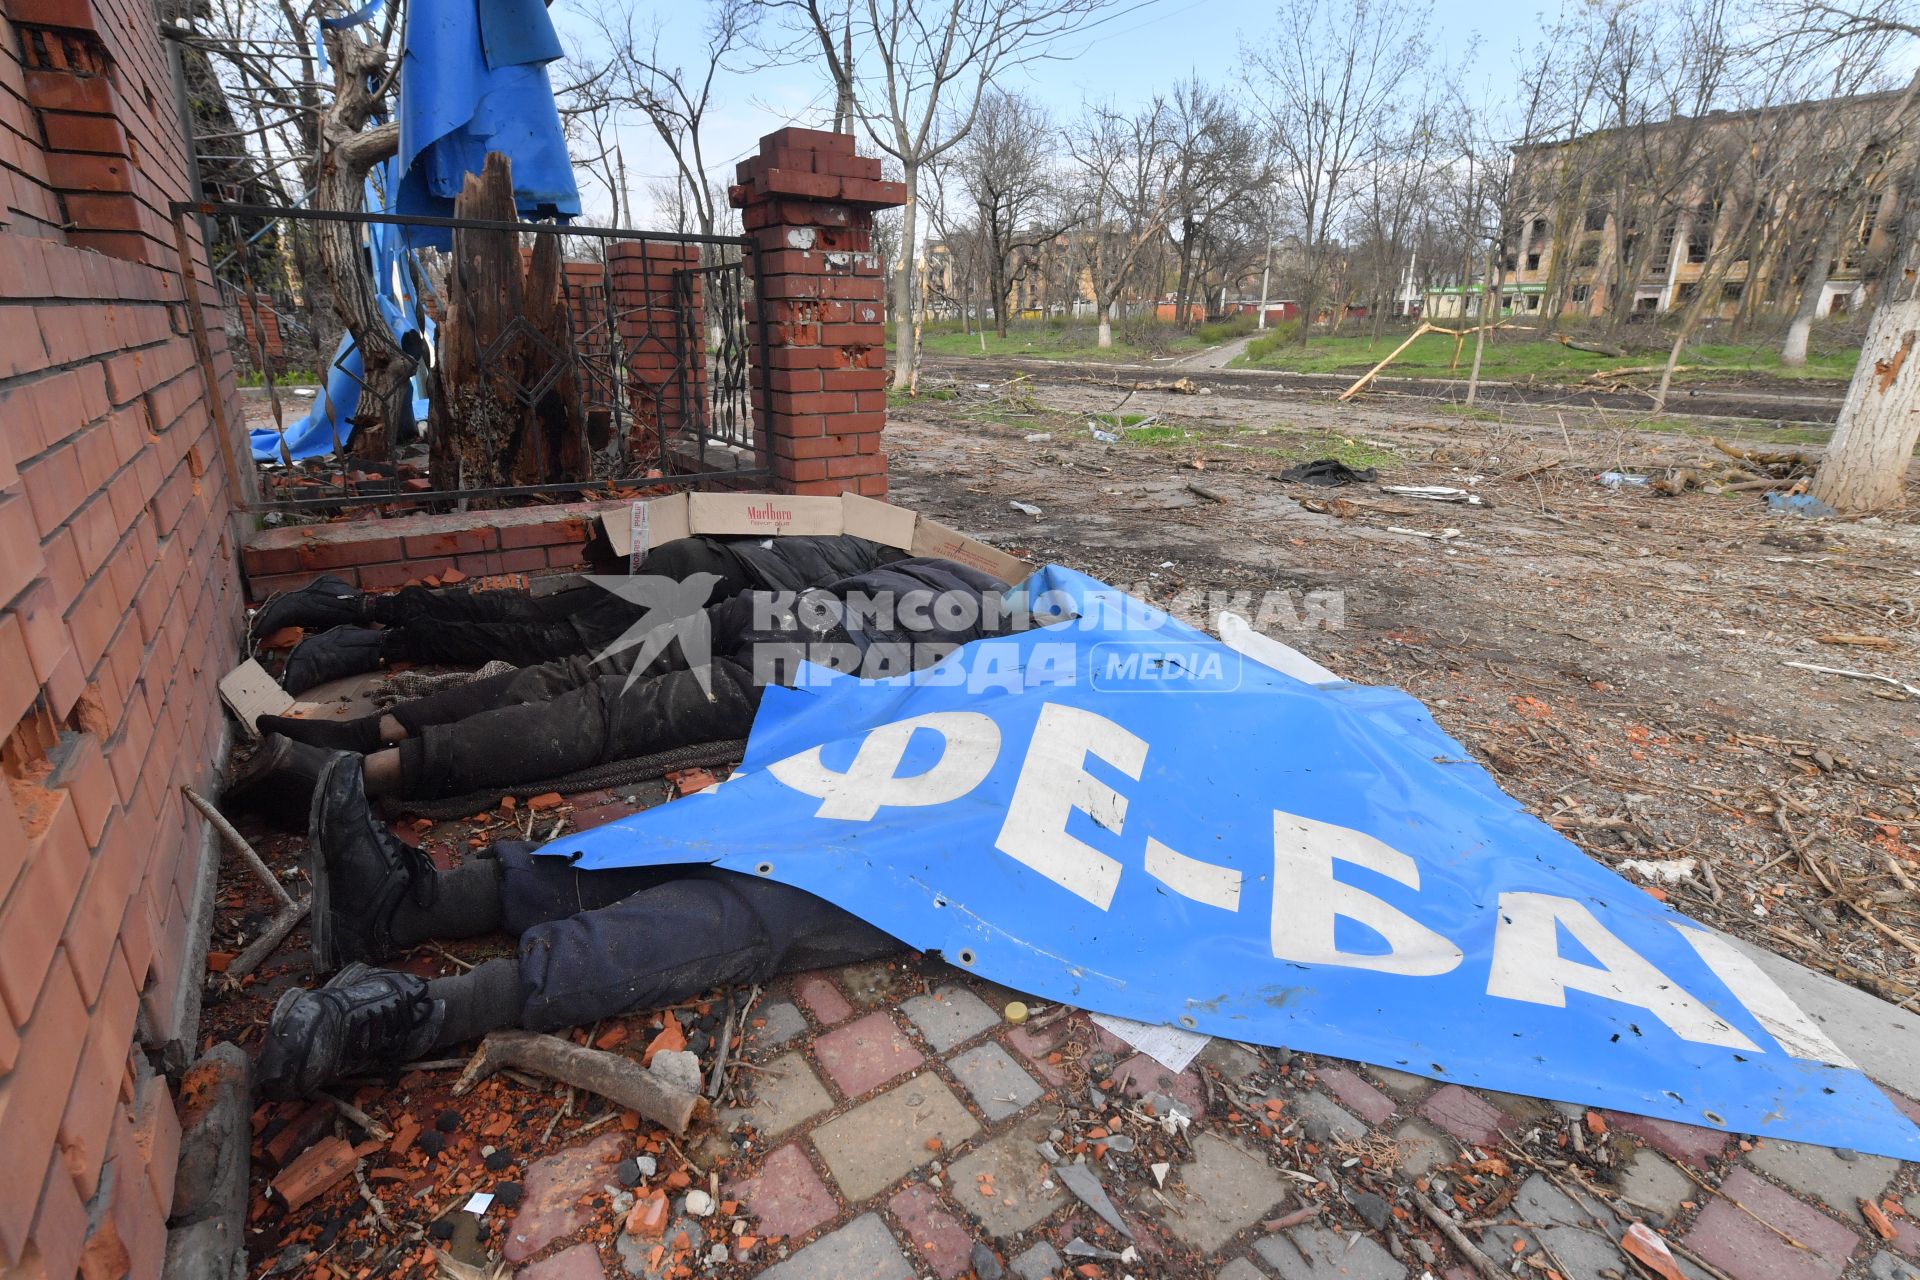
[729,128,904,497]
[607,240,704,461]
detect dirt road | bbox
[928,351,1849,423]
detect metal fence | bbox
[172,200,770,514]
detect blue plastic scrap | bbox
[1767,491,1838,518]
[549,567,1920,1158]
[394,0,579,248]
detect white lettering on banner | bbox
[1145,838,1242,910]
[1674,926,1857,1067]
[993,704,1145,909]
[1488,893,1761,1051]
[767,711,1001,821]
[1270,812,1464,975]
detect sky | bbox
[549,0,1551,226]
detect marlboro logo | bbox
[747,504,792,523]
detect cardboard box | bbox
[602,492,1030,584]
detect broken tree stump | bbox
[428,152,589,498]
[452,1030,707,1134]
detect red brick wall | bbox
[608,239,705,456]
[730,128,903,498]
[1,0,246,1273]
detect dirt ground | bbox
[209,375,1920,1277]
[889,363,1920,1008]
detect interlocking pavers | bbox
[1480,1174,1620,1280]
[948,1041,1044,1122]
[1389,1119,1454,1179]
[887,1181,973,1279]
[518,1241,608,1279]
[1603,1111,1730,1171]
[1010,1240,1064,1280]
[1256,1223,1406,1279]
[1155,1133,1287,1253]
[1316,1066,1397,1126]
[813,1011,926,1098]
[758,1213,914,1280]
[1418,1086,1510,1148]
[750,1000,810,1049]
[1744,1139,1898,1224]
[811,1076,980,1202]
[901,984,1000,1052]
[947,1112,1068,1237]
[1294,1090,1367,1144]
[793,974,853,1025]
[731,1051,834,1139]
[504,1133,625,1263]
[1616,1149,1693,1220]
[729,1143,839,1240]
[1684,1168,1858,1280]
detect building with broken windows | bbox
[1499,89,1912,326]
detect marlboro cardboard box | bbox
[602,492,1029,585]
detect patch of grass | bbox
[887,384,957,408]
[1435,403,1505,422]
[238,369,320,387]
[1122,424,1195,446]
[1231,329,1860,386]
[1265,431,1400,472]
[913,321,1210,363]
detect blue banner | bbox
[550,567,1920,1157]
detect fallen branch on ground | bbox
[452,1030,706,1134]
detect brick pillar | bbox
[729,127,904,497]
[608,239,704,459]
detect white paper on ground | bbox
[463,1192,494,1215]
[1091,1013,1210,1073]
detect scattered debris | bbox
[1010,500,1043,517]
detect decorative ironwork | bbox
[172,199,771,514]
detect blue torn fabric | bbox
[394,0,579,249]
[251,161,432,463]
[547,566,1920,1158]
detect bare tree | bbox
[1064,97,1179,348]
[949,90,1077,335]
[1245,0,1430,343]
[1164,79,1270,327]
[756,0,1121,389]
[598,0,753,239]
[1786,0,1920,509]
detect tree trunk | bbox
[890,161,919,392]
[1097,294,1114,348]
[1810,288,1920,511]
[429,154,588,497]
[314,28,403,457]
[1782,211,1843,368]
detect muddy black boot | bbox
[257,963,445,1098]
[282,626,389,694]
[307,753,437,970]
[222,733,334,826]
[251,575,369,644]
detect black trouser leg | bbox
[397,656,760,798]
[386,657,605,735]
[491,846,898,1032]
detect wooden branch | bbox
[183,787,295,909]
[1553,333,1628,358]
[452,1030,707,1134]
[1414,1193,1506,1280]
[228,895,309,978]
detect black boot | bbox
[307,753,438,970]
[251,575,369,644]
[222,733,334,824]
[282,626,389,694]
[257,963,445,1098]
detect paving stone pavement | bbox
[488,958,1920,1280]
